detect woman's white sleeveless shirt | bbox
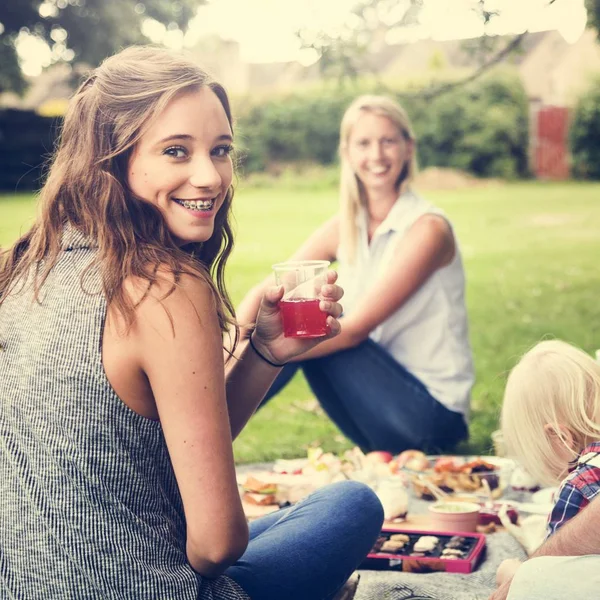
[337,189,475,417]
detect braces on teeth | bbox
[179,200,213,210]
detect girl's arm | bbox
[291,213,455,361]
[489,495,600,600]
[130,273,248,578]
[225,271,343,439]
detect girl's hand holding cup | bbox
[251,261,343,366]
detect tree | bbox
[570,75,600,179]
[0,0,202,94]
[587,0,600,35]
[297,0,425,83]
[296,0,570,94]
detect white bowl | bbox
[428,501,481,532]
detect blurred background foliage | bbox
[1,0,599,189]
[234,68,530,179]
[570,75,600,179]
[5,64,600,192]
[0,0,203,94]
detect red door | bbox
[534,106,570,179]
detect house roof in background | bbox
[2,29,598,110]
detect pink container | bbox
[428,502,481,532]
[363,526,487,574]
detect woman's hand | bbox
[496,558,522,587]
[250,270,343,365]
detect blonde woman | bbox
[490,340,600,600]
[0,47,383,600]
[238,95,474,453]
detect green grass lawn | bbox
[2,179,600,463]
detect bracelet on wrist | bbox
[249,335,287,368]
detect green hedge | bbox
[0,69,530,192]
[0,109,59,192]
[234,68,530,179]
[413,71,530,178]
[570,76,600,180]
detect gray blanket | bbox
[236,464,530,600]
[356,531,527,600]
[355,489,531,600]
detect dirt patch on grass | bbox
[530,213,576,227]
[415,167,502,190]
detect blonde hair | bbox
[0,46,238,346]
[502,339,600,485]
[338,95,418,264]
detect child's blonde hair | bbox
[502,339,600,486]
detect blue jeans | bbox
[225,480,384,600]
[261,339,468,454]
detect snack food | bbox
[362,528,486,574]
[242,492,278,506]
[380,539,407,553]
[242,475,279,506]
[404,455,510,499]
[243,475,278,494]
[413,535,439,553]
[394,450,430,472]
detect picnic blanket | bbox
[355,488,537,600]
[356,530,527,600]
[237,463,532,600]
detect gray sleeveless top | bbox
[0,228,249,600]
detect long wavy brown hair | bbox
[0,46,238,347]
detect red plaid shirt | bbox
[547,441,600,537]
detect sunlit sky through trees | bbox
[17,0,587,77]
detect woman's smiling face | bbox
[127,86,234,246]
[346,111,413,196]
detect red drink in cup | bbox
[280,298,328,338]
[272,260,330,338]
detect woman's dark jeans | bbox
[226,481,384,600]
[261,339,468,454]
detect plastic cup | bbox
[272,260,330,338]
[491,430,506,457]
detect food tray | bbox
[361,526,486,574]
[403,455,514,500]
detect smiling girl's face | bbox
[127,87,233,246]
